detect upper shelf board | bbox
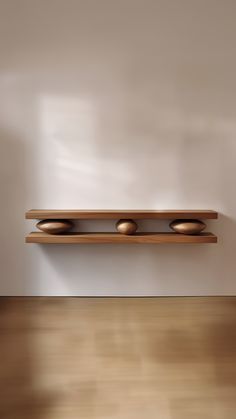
[26,210,218,220]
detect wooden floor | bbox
[0,297,236,419]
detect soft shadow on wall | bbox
[35,150,229,297]
[0,129,28,294]
[35,98,236,295]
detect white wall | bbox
[0,0,235,295]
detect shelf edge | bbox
[25,232,218,244]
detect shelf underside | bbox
[26,232,217,244]
[26,210,218,220]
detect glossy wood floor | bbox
[0,297,236,419]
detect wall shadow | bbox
[35,100,236,295]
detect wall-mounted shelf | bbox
[25,209,218,244]
[26,209,218,220]
[26,232,217,244]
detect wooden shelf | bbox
[26,209,218,220]
[26,232,217,244]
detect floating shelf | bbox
[25,209,218,244]
[26,209,218,220]
[26,232,217,244]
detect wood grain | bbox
[170,219,206,235]
[36,220,74,234]
[116,219,138,235]
[25,209,218,220]
[0,297,236,419]
[25,232,218,244]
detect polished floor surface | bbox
[0,297,236,418]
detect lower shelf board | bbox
[26,232,218,244]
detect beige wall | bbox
[0,0,235,295]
